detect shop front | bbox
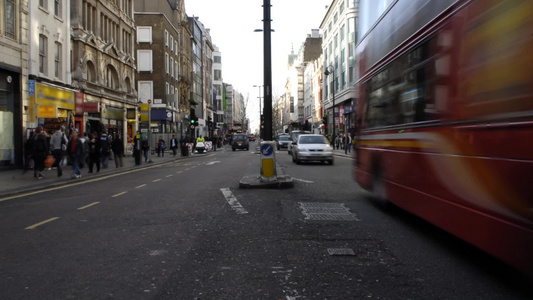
[1,68,22,168]
[103,105,124,138]
[34,82,75,136]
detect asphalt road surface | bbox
[0,143,530,299]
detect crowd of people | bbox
[25,126,125,180]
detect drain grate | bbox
[327,248,356,256]
[299,202,360,221]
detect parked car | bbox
[277,135,290,150]
[291,134,334,165]
[288,130,311,154]
[232,134,249,151]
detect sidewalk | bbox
[0,152,186,199]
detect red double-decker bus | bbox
[354,0,532,275]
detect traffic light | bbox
[190,112,198,126]
[260,114,265,129]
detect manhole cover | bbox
[299,202,360,221]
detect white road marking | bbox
[112,191,127,198]
[135,184,147,189]
[220,188,248,214]
[25,217,60,230]
[176,171,183,174]
[166,174,173,177]
[77,202,100,210]
[152,179,161,182]
[206,161,220,165]
[292,178,314,183]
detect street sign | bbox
[147,99,152,104]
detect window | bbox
[54,0,62,18]
[39,0,47,9]
[170,57,174,78]
[39,35,47,74]
[138,81,153,102]
[214,56,221,64]
[86,61,96,83]
[165,30,169,47]
[174,61,178,78]
[105,65,119,89]
[137,26,152,43]
[4,0,16,39]
[137,50,153,72]
[165,53,169,73]
[55,42,62,78]
[170,36,174,52]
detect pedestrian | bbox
[87,132,101,173]
[23,131,34,172]
[49,125,68,177]
[157,136,165,157]
[335,134,340,150]
[32,127,48,179]
[344,133,351,154]
[141,136,150,162]
[78,132,89,169]
[133,131,142,165]
[111,134,124,168]
[170,135,178,156]
[67,130,83,178]
[179,136,187,156]
[100,131,110,168]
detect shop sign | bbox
[75,92,84,115]
[37,105,57,118]
[126,108,136,120]
[58,109,68,118]
[36,83,75,110]
[84,101,100,113]
[104,107,124,120]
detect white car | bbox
[292,134,334,165]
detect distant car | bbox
[277,135,290,150]
[292,134,334,165]
[232,134,249,151]
[248,135,256,142]
[288,130,311,154]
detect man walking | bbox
[170,135,178,156]
[49,126,68,177]
[111,134,124,168]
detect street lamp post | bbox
[253,85,262,139]
[324,65,335,145]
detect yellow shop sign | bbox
[36,84,75,110]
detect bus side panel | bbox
[386,175,533,275]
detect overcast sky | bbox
[185,0,331,130]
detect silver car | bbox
[292,134,334,165]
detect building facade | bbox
[320,0,359,136]
[70,0,137,144]
[29,0,74,140]
[0,0,28,168]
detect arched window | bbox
[86,61,96,83]
[124,77,132,93]
[105,65,119,89]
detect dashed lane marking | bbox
[166,174,173,177]
[112,191,127,198]
[77,202,100,210]
[135,184,147,189]
[152,179,161,182]
[25,217,60,230]
[220,188,248,214]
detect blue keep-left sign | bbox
[261,144,273,157]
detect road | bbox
[0,142,530,299]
